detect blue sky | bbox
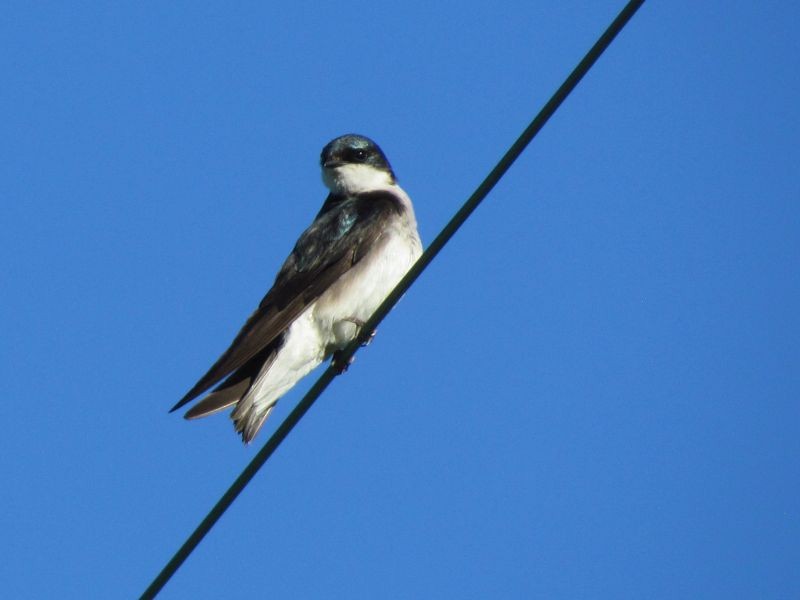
[2,1,799,598]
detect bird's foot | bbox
[343,317,377,347]
[332,350,354,374]
[361,328,377,347]
[332,318,378,373]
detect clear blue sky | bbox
[2,2,798,598]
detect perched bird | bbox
[170,134,422,443]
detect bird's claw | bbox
[344,317,377,347]
[361,328,377,347]
[332,350,354,374]
[332,318,377,373]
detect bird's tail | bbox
[232,402,277,444]
[184,379,250,420]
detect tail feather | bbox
[178,334,286,442]
[235,403,276,444]
[184,379,251,420]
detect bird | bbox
[170,134,422,443]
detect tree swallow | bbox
[170,134,422,443]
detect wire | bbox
[140,1,646,597]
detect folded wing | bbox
[170,191,403,413]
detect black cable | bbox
[140,1,645,597]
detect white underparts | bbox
[322,163,394,195]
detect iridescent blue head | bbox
[320,134,396,194]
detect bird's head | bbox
[320,134,396,194]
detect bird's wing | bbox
[170,191,404,412]
[181,336,284,419]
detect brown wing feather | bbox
[170,191,402,413]
[181,334,284,418]
[182,379,250,419]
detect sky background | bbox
[2,1,799,598]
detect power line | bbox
[140,1,646,597]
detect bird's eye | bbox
[349,148,368,162]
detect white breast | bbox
[312,188,422,349]
[322,163,395,195]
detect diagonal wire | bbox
[140,1,646,597]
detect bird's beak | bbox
[323,160,345,169]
